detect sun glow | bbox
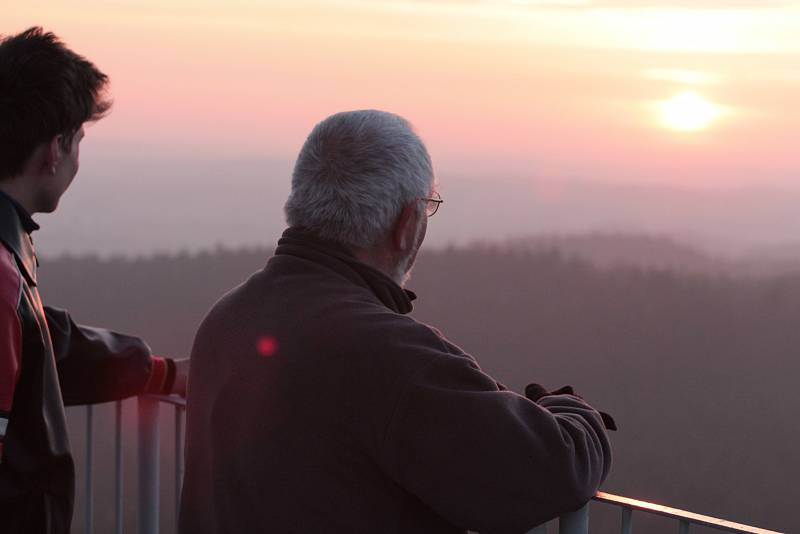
[658,91,721,132]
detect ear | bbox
[391,202,420,252]
[44,135,63,175]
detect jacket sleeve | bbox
[378,352,612,534]
[0,251,22,461]
[45,306,169,405]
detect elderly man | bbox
[180,110,611,533]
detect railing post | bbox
[621,506,633,534]
[85,405,94,534]
[138,396,161,534]
[175,405,185,522]
[559,503,590,534]
[115,401,124,534]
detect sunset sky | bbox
[6,1,800,254]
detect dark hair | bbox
[0,27,111,179]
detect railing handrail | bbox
[75,396,786,534]
[593,492,784,534]
[144,394,186,407]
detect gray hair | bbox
[284,110,433,248]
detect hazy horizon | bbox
[32,148,800,259]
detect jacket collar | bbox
[0,190,39,234]
[274,227,416,315]
[0,192,38,286]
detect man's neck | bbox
[0,179,36,215]
[0,179,41,234]
[350,245,404,286]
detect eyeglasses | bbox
[421,190,443,217]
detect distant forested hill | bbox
[40,242,798,534]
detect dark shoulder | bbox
[334,306,477,371]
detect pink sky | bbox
[7,0,800,189]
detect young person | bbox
[0,27,188,533]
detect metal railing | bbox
[75,395,186,534]
[137,395,187,534]
[528,493,784,534]
[75,396,784,534]
[589,492,784,534]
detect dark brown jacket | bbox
[180,227,611,534]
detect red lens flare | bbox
[256,336,278,357]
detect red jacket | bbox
[0,192,172,533]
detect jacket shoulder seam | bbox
[0,245,22,310]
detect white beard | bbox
[390,218,425,288]
[391,259,414,288]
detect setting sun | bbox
[658,91,721,132]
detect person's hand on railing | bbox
[525,383,617,431]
